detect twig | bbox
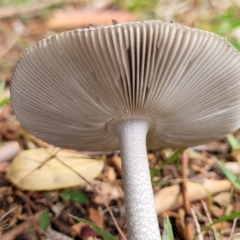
[201,200,219,240]
[36,224,73,240]
[191,144,229,153]
[229,217,239,239]
[191,208,204,240]
[16,190,42,212]
[181,150,194,240]
[51,218,72,236]
[54,154,127,240]
[0,206,18,230]
[1,211,43,240]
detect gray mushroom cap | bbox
[11,20,240,151]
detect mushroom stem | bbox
[114,118,161,240]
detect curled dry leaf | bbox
[6,148,104,191]
[154,180,231,214]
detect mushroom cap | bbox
[11,20,240,150]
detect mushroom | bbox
[11,20,240,240]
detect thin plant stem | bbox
[201,200,219,240]
[181,150,194,240]
[191,208,204,240]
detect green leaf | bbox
[227,134,240,151]
[217,160,240,189]
[39,209,50,231]
[71,215,117,240]
[162,217,174,240]
[28,227,36,233]
[228,39,240,51]
[60,189,89,203]
[0,98,10,107]
[161,148,185,168]
[203,212,240,232]
[0,81,5,94]
[150,168,158,179]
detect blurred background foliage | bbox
[1,0,240,47]
[0,0,240,94]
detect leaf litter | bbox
[1,0,240,239]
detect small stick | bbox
[51,218,72,236]
[16,190,42,212]
[181,150,194,240]
[191,208,204,240]
[1,211,43,240]
[55,154,127,240]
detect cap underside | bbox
[11,20,240,150]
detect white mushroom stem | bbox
[114,118,161,240]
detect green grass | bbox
[0,0,36,7]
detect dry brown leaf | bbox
[175,209,185,240]
[110,154,122,177]
[211,205,224,218]
[213,192,231,207]
[89,182,124,204]
[154,180,231,214]
[47,8,138,30]
[6,148,105,190]
[71,222,87,237]
[231,151,240,164]
[107,166,117,182]
[88,207,104,228]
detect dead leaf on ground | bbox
[0,141,21,163]
[88,207,104,228]
[231,150,240,164]
[213,192,231,207]
[106,166,117,182]
[47,8,138,30]
[86,182,124,204]
[71,222,87,237]
[154,180,231,214]
[6,148,105,190]
[109,154,122,177]
[224,162,240,174]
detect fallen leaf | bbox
[90,182,124,205]
[110,155,122,177]
[231,150,240,164]
[224,162,240,175]
[213,192,231,207]
[71,222,87,237]
[0,141,21,163]
[6,148,105,190]
[211,205,224,218]
[154,180,231,214]
[107,166,117,182]
[88,207,104,228]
